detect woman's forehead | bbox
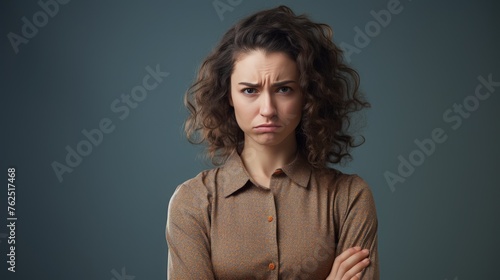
[232,50,298,82]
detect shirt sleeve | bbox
[166,182,215,280]
[334,175,380,279]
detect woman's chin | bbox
[248,134,290,147]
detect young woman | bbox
[166,5,379,279]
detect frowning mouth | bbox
[254,124,282,132]
[255,124,281,128]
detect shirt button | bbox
[268,262,276,270]
[267,216,273,222]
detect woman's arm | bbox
[166,183,215,280]
[326,246,371,280]
[332,175,380,279]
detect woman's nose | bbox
[259,92,277,118]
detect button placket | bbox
[266,177,279,278]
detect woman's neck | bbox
[239,135,298,185]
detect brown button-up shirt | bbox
[166,149,379,279]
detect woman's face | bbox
[230,49,303,148]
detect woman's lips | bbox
[254,124,281,132]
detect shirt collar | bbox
[220,149,312,198]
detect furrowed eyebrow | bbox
[237,80,296,87]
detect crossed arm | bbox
[166,175,379,279]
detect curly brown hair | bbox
[184,5,370,168]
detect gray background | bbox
[1,0,499,279]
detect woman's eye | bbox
[277,86,292,93]
[242,88,256,94]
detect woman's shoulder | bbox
[175,166,221,192]
[314,167,377,214]
[169,167,222,207]
[313,166,372,195]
